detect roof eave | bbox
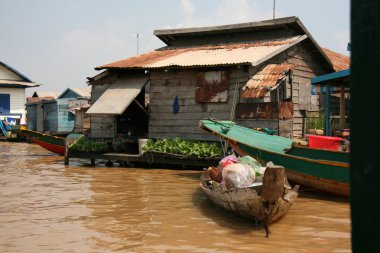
[294,18,334,71]
[153,16,299,45]
[95,63,253,71]
[251,34,308,67]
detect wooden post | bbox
[64,138,69,165]
[340,85,346,129]
[261,165,285,203]
[325,83,331,136]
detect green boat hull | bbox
[21,129,65,155]
[200,119,349,196]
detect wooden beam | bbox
[340,85,346,129]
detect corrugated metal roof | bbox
[71,88,91,98]
[26,97,56,104]
[33,91,60,98]
[86,77,148,115]
[96,36,304,70]
[241,64,295,98]
[322,48,350,71]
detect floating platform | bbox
[66,151,220,168]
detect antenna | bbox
[136,33,139,55]
[273,0,276,19]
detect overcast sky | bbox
[1,0,350,96]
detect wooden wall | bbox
[89,114,115,139]
[148,42,329,141]
[286,45,328,137]
[73,109,90,133]
[261,43,328,138]
[88,72,117,139]
[148,67,250,141]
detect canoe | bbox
[199,119,350,196]
[20,129,65,155]
[200,165,299,236]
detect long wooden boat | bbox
[200,165,299,236]
[20,129,65,155]
[199,119,350,196]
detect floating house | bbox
[311,68,350,136]
[87,16,350,142]
[0,61,40,125]
[26,87,90,134]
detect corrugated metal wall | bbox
[57,99,75,133]
[26,104,37,130]
[43,102,57,132]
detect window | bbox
[195,71,228,103]
[0,94,10,114]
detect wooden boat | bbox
[200,165,299,236]
[20,128,65,155]
[199,119,350,196]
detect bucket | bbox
[307,135,342,150]
[138,138,149,155]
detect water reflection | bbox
[0,143,351,252]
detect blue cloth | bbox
[173,96,179,114]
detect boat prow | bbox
[20,129,65,156]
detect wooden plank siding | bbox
[286,46,326,137]
[260,46,328,137]
[148,45,327,140]
[89,114,115,139]
[148,68,249,140]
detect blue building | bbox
[26,88,90,134]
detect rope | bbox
[229,66,241,121]
[219,136,226,157]
[223,66,241,154]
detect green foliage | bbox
[142,137,222,158]
[68,136,108,153]
[307,113,325,129]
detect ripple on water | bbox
[0,143,351,252]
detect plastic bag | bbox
[254,162,273,182]
[219,154,238,168]
[222,163,256,189]
[238,156,261,173]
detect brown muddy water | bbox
[0,142,351,252]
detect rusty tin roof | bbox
[95,36,306,70]
[322,48,350,71]
[241,64,295,99]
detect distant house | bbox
[26,87,90,134]
[0,61,40,124]
[87,16,349,142]
[26,91,60,103]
